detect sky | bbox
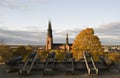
[0,0,120,45]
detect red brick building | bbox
[46,21,72,50]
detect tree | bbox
[0,45,12,62]
[72,28,103,61]
[39,50,49,61]
[13,46,32,59]
[53,50,66,62]
[107,52,120,63]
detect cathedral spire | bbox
[66,33,69,45]
[46,20,53,50]
[47,20,52,38]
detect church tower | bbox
[66,33,69,45]
[46,21,53,50]
[66,33,70,51]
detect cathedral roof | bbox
[52,43,72,46]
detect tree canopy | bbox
[72,28,104,61]
[0,45,12,62]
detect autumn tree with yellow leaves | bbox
[72,28,104,61]
[107,52,120,63]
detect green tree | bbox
[72,28,103,61]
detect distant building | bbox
[102,45,120,53]
[46,21,72,50]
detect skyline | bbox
[0,0,120,45]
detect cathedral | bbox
[46,21,72,50]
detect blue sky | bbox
[0,0,120,45]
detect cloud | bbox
[0,0,23,9]
[52,28,82,43]
[0,0,48,10]
[95,22,120,45]
[0,22,120,45]
[53,22,120,45]
[0,28,46,45]
[0,26,79,45]
[53,28,81,37]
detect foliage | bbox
[38,50,49,61]
[12,46,33,60]
[107,52,120,63]
[0,45,12,62]
[0,45,34,62]
[38,50,66,62]
[72,28,104,61]
[52,50,66,62]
